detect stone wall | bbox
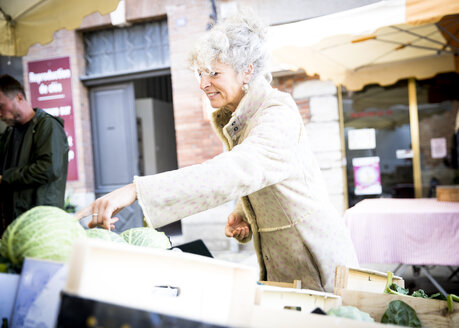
[294,80,346,214]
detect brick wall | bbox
[165,2,224,168]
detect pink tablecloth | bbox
[344,198,459,265]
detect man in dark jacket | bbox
[0,74,69,234]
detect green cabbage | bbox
[85,228,127,244]
[121,227,171,249]
[327,306,374,322]
[0,206,85,266]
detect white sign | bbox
[431,138,447,159]
[348,128,376,150]
[396,149,413,159]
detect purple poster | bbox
[27,57,79,181]
[352,156,382,195]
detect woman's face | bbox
[198,61,251,112]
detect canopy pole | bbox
[337,84,349,209]
[408,78,422,198]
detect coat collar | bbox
[210,77,272,149]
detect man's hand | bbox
[225,212,250,241]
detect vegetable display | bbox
[0,206,86,267]
[384,271,458,313]
[0,206,173,274]
[120,227,171,250]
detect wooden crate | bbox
[65,239,257,327]
[64,241,399,327]
[249,305,399,327]
[255,284,341,313]
[259,279,302,289]
[437,185,459,202]
[335,266,405,294]
[334,266,459,328]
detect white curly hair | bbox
[189,9,272,84]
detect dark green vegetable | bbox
[385,271,459,314]
[384,271,408,296]
[411,289,428,299]
[429,293,447,300]
[381,300,422,327]
[0,254,20,274]
[390,283,409,295]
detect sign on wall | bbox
[27,57,79,181]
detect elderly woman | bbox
[77,12,358,292]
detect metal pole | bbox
[420,266,448,298]
[408,78,422,198]
[337,85,349,210]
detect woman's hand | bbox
[225,212,250,241]
[75,183,137,230]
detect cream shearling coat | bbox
[135,77,358,292]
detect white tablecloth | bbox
[344,198,459,266]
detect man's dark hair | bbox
[0,74,26,99]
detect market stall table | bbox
[344,198,459,295]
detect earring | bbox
[242,83,249,93]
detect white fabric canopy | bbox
[0,0,121,56]
[268,0,459,90]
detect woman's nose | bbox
[200,75,210,90]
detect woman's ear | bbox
[242,64,254,84]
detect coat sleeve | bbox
[135,103,302,228]
[2,117,68,190]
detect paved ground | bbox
[400,267,459,296]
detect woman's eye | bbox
[209,71,218,77]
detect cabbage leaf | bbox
[121,227,171,249]
[85,228,127,244]
[327,306,374,322]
